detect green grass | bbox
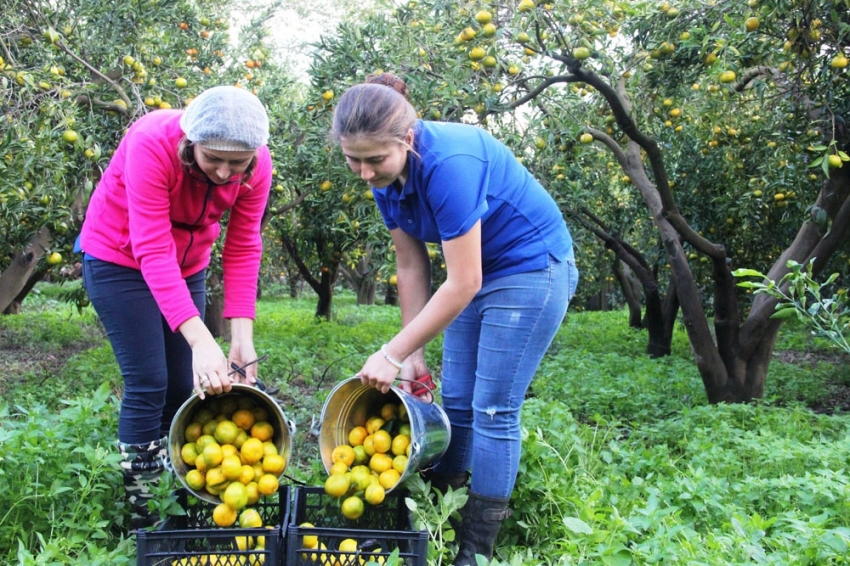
[2,285,850,564]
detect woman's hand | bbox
[191,334,231,398]
[179,316,232,399]
[357,348,402,394]
[228,317,258,385]
[227,345,259,385]
[399,357,434,399]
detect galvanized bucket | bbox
[169,383,295,504]
[319,376,451,492]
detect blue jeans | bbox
[82,258,206,444]
[433,254,579,499]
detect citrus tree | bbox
[301,0,849,403]
[0,0,303,330]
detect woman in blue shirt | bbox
[331,73,579,565]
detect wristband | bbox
[380,344,404,369]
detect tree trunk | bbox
[204,273,228,340]
[337,246,378,306]
[288,273,300,298]
[613,260,643,329]
[355,277,376,305]
[314,269,337,319]
[281,235,339,320]
[2,269,46,314]
[384,283,397,306]
[642,279,666,358]
[0,227,51,314]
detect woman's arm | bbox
[221,148,272,321]
[358,221,483,393]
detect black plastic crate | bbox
[286,486,427,566]
[136,487,289,566]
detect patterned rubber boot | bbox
[118,436,168,532]
[452,491,512,566]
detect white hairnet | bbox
[179,86,269,151]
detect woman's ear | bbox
[405,128,414,147]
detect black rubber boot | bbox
[118,436,168,532]
[453,491,512,566]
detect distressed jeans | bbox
[433,253,579,499]
[83,258,206,444]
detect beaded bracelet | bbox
[380,344,404,369]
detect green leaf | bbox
[732,268,764,278]
[563,516,593,534]
[770,308,799,319]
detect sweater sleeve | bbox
[221,147,272,321]
[123,130,201,331]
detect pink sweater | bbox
[80,110,272,331]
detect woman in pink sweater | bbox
[78,86,272,530]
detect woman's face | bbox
[193,145,256,185]
[340,130,412,188]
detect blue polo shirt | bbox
[372,120,572,282]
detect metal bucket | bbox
[319,376,451,492]
[169,383,295,504]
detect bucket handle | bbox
[396,373,436,404]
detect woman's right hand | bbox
[399,357,433,399]
[192,336,231,398]
[179,316,232,398]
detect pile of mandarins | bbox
[321,401,412,521]
[176,395,285,529]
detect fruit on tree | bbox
[573,47,591,60]
[518,0,535,12]
[62,130,78,143]
[468,47,486,61]
[831,55,848,69]
[475,10,492,24]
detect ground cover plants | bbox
[1,283,849,564]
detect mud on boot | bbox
[118,436,168,532]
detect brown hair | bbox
[177,136,258,185]
[365,72,410,99]
[330,73,417,149]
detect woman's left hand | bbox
[228,318,258,385]
[228,344,258,385]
